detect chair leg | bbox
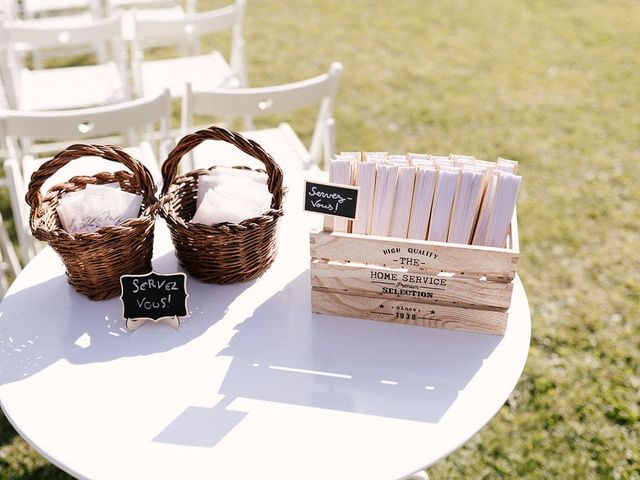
[242,115,254,132]
[0,211,21,298]
[0,263,9,298]
[33,50,44,70]
[0,212,21,276]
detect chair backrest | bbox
[182,62,343,168]
[107,0,179,13]
[0,89,172,159]
[1,15,121,51]
[20,0,102,19]
[133,1,244,60]
[134,4,239,43]
[5,0,105,69]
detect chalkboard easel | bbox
[120,272,189,331]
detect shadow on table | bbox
[153,270,502,448]
[0,251,249,386]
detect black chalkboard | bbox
[120,272,189,324]
[304,180,359,219]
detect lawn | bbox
[1,0,639,478]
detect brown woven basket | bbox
[26,144,159,301]
[160,126,284,284]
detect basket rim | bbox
[159,167,284,234]
[27,144,159,242]
[159,126,285,232]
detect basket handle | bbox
[25,143,157,211]
[160,126,284,209]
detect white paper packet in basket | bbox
[85,184,143,223]
[56,184,143,233]
[56,191,86,233]
[192,184,271,226]
[196,168,269,209]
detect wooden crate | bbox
[309,214,519,335]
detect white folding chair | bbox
[0,15,129,111]
[131,1,247,98]
[4,0,104,70]
[181,62,343,173]
[0,90,173,261]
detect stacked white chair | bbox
[4,0,105,70]
[131,1,247,98]
[0,15,129,111]
[0,1,23,282]
[0,0,346,300]
[0,89,173,262]
[181,62,343,172]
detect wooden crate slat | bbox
[310,229,518,281]
[311,289,508,336]
[311,260,513,310]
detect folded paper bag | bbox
[192,184,271,226]
[196,169,269,209]
[56,184,143,234]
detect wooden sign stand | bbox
[125,315,181,331]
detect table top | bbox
[0,177,531,480]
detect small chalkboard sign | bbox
[120,272,189,331]
[304,180,359,219]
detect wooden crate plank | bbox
[311,289,507,336]
[310,228,518,280]
[311,260,513,309]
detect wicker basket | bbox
[160,126,284,284]
[26,144,159,301]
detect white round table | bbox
[0,186,531,480]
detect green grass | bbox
[2,0,639,478]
